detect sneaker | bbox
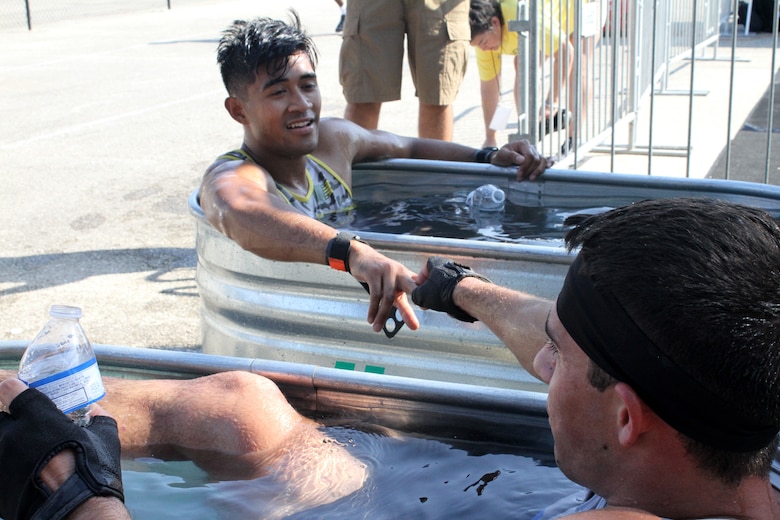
[539,109,567,136]
[560,136,574,157]
[335,14,345,32]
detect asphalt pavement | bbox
[1,0,778,351]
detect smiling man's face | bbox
[237,52,322,158]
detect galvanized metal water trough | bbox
[189,160,780,391]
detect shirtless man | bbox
[1,199,778,519]
[412,198,780,519]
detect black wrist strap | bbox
[32,470,115,520]
[474,146,499,163]
[0,388,124,520]
[327,231,361,273]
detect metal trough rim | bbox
[0,341,550,436]
[355,159,780,199]
[190,159,780,262]
[2,342,778,485]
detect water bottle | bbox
[18,305,106,426]
[466,184,506,212]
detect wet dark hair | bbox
[469,0,503,38]
[217,11,318,98]
[563,197,780,485]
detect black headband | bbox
[556,255,779,452]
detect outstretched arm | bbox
[199,160,419,333]
[412,257,552,378]
[347,121,554,182]
[451,276,551,377]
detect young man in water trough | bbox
[1,198,779,519]
[201,13,552,335]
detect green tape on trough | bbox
[334,361,356,370]
[365,365,385,374]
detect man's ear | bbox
[613,382,654,447]
[225,96,249,125]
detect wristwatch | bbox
[474,146,499,163]
[326,231,363,273]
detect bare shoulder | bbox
[316,117,363,150]
[203,158,268,185]
[313,116,367,171]
[199,159,275,214]
[318,116,362,132]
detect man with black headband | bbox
[1,198,778,519]
[412,197,780,519]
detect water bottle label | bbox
[22,357,105,414]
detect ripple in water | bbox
[122,425,582,520]
[350,189,613,245]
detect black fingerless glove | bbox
[0,388,124,520]
[412,256,492,322]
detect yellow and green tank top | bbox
[216,149,357,224]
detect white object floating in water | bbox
[467,184,506,212]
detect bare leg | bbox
[550,40,574,113]
[1,369,300,459]
[0,369,367,508]
[577,31,600,139]
[419,103,453,141]
[480,79,500,147]
[334,0,346,32]
[102,371,367,502]
[344,101,381,129]
[101,371,304,456]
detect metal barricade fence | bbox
[4,0,779,183]
[504,0,779,183]
[508,0,646,166]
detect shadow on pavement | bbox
[0,248,197,298]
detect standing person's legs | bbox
[575,0,605,140]
[340,0,405,129]
[405,0,470,140]
[344,102,382,129]
[418,104,454,140]
[334,0,346,32]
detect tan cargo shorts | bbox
[339,0,470,106]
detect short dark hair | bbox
[469,0,503,38]
[217,11,318,98]
[564,197,780,484]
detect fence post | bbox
[508,0,539,144]
[24,0,32,30]
[764,0,779,183]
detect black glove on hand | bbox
[412,256,492,322]
[0,388,124,520]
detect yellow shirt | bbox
[475,0,578,82]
